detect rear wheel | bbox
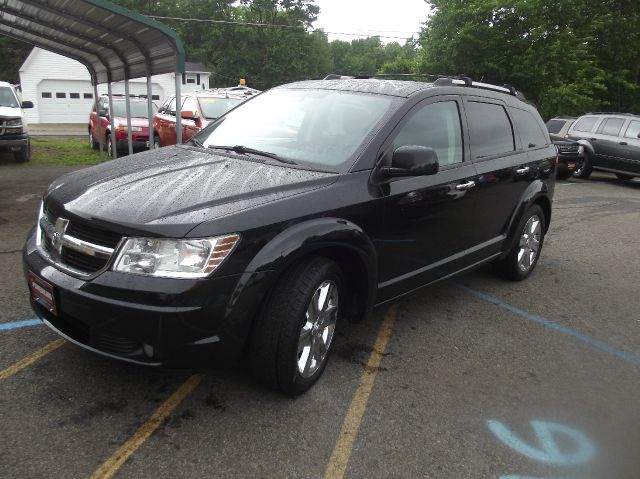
[494,204,545,281]
[250,256,343,395]
[89,130,99,150]
[153,134,160,149]
[615,173,634,181]
[13,142,30,163]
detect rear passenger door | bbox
[595,117,627,170]
[378,96,480,300]
[462,98,536,260]
[621,120,640,175]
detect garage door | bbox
[38,79,95,124]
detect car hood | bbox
[114,116,148,128]
[0,106,22,118]
[45,146,337,236]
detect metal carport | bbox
[0,0,186,160]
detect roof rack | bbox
[200,85,261,98]
[585,112,639,116]
[323,73,527,100]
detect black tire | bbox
[494,204,546,281]
[556,165,572,180]
[89,130,99,150]
[249,256,343,395]
[106,133,114,159]
[14,142,30,163]
[153,134,160,150]
[615,173,634,181]
[572,153,592,179]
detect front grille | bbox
[38,207,121,277]
[66,221,121,249]
[557,143,579,154]
[98,333,140,356]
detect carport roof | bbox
[0,0,185,84]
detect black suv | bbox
[567,112,640,180]
[24,77,556,395]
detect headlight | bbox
[112,235,239,278]
[6,118,22,127]
[116,126,143,132]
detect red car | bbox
[88,95,157,158]
[153,87,259,148]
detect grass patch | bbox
[28,136,103,166]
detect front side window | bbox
[511,108,549,148]
[598,118,625,137]
[466,101,515,159]
[546,119,565,134]
[196,88,396,172]
[573,116,599,133]
[197,97,243,120]
[393,100,463,166]
[624,120,640,139]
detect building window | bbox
[70,93,80,99]
[152,95,160,100]
[84,93,93,99]
[196,74,201,85]
[41,92,52,98]
[56,92,66,99]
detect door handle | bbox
[590,138,597,141]
[619,141,628,145]
[515,167,530,175]
[455,181,476,191]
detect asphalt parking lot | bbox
[1,162,639,479]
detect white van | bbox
[0,81,33,162]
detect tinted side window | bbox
[624,120,640,139]
[393,100,463,166]
[598,118,625,137]
[546,119,564,134]
[573,117,599,132]
[512,108,549,148]
[466,101,514,159]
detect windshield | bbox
[198,97,243,119]
[111,101,156,118]
[196,89,394,171]
[0,86,19,108]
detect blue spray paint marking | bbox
[0,319,42,331]
[487,420,595,466]
[454,282,640,367]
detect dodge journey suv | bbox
[24,77,556,395]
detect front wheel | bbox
[615,173,634,181]
[494,204,545,281]
[250,257,343,395]
[14,142,31,163]
[89,130,99,150]
[153,134,160,150]
[572,154,592,179]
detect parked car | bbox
[153,86,260,148]
[24,77,556,395]
[546,118,584,180]
[567,112,640,180]
[0,81,33,162]
[89,95,158,158]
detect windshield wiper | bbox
[189,137,205,148]
[207,145,296,164]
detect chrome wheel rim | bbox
[518,215,542,272]
[297,280,339,378]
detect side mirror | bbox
[181,110,196,120]
[21,101,34,109]
[381,145,439,178]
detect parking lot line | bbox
[0,338,65,380]
[0,319,42,330]
[325,305,399,479]
[90,373,204,479]
[454,282,640,367]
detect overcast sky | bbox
[313,0,431,43]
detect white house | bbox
[19,48,211,124]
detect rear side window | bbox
[598,118,625,137]
[624,120,640,139]
[573,117,599,133]
[393,100,463,166]
[511,108,549,148]
[466,101,515,159]
[546,119,565,134]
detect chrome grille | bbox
[557,143,579,154]
[37,205,120,278]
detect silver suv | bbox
[567,112,640,180]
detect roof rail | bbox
[585,111,639,116]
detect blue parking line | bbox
[0,319,42,331]
[454,282,640,368]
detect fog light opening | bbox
[143,343,154,358]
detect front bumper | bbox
[23,228,275,367]
[0,133,28,149]
[116,138,149,151]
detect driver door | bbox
[377,96,480,301]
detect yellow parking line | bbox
[325,305,399,479]
[0,338,65,380]
[90,373,204,479]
